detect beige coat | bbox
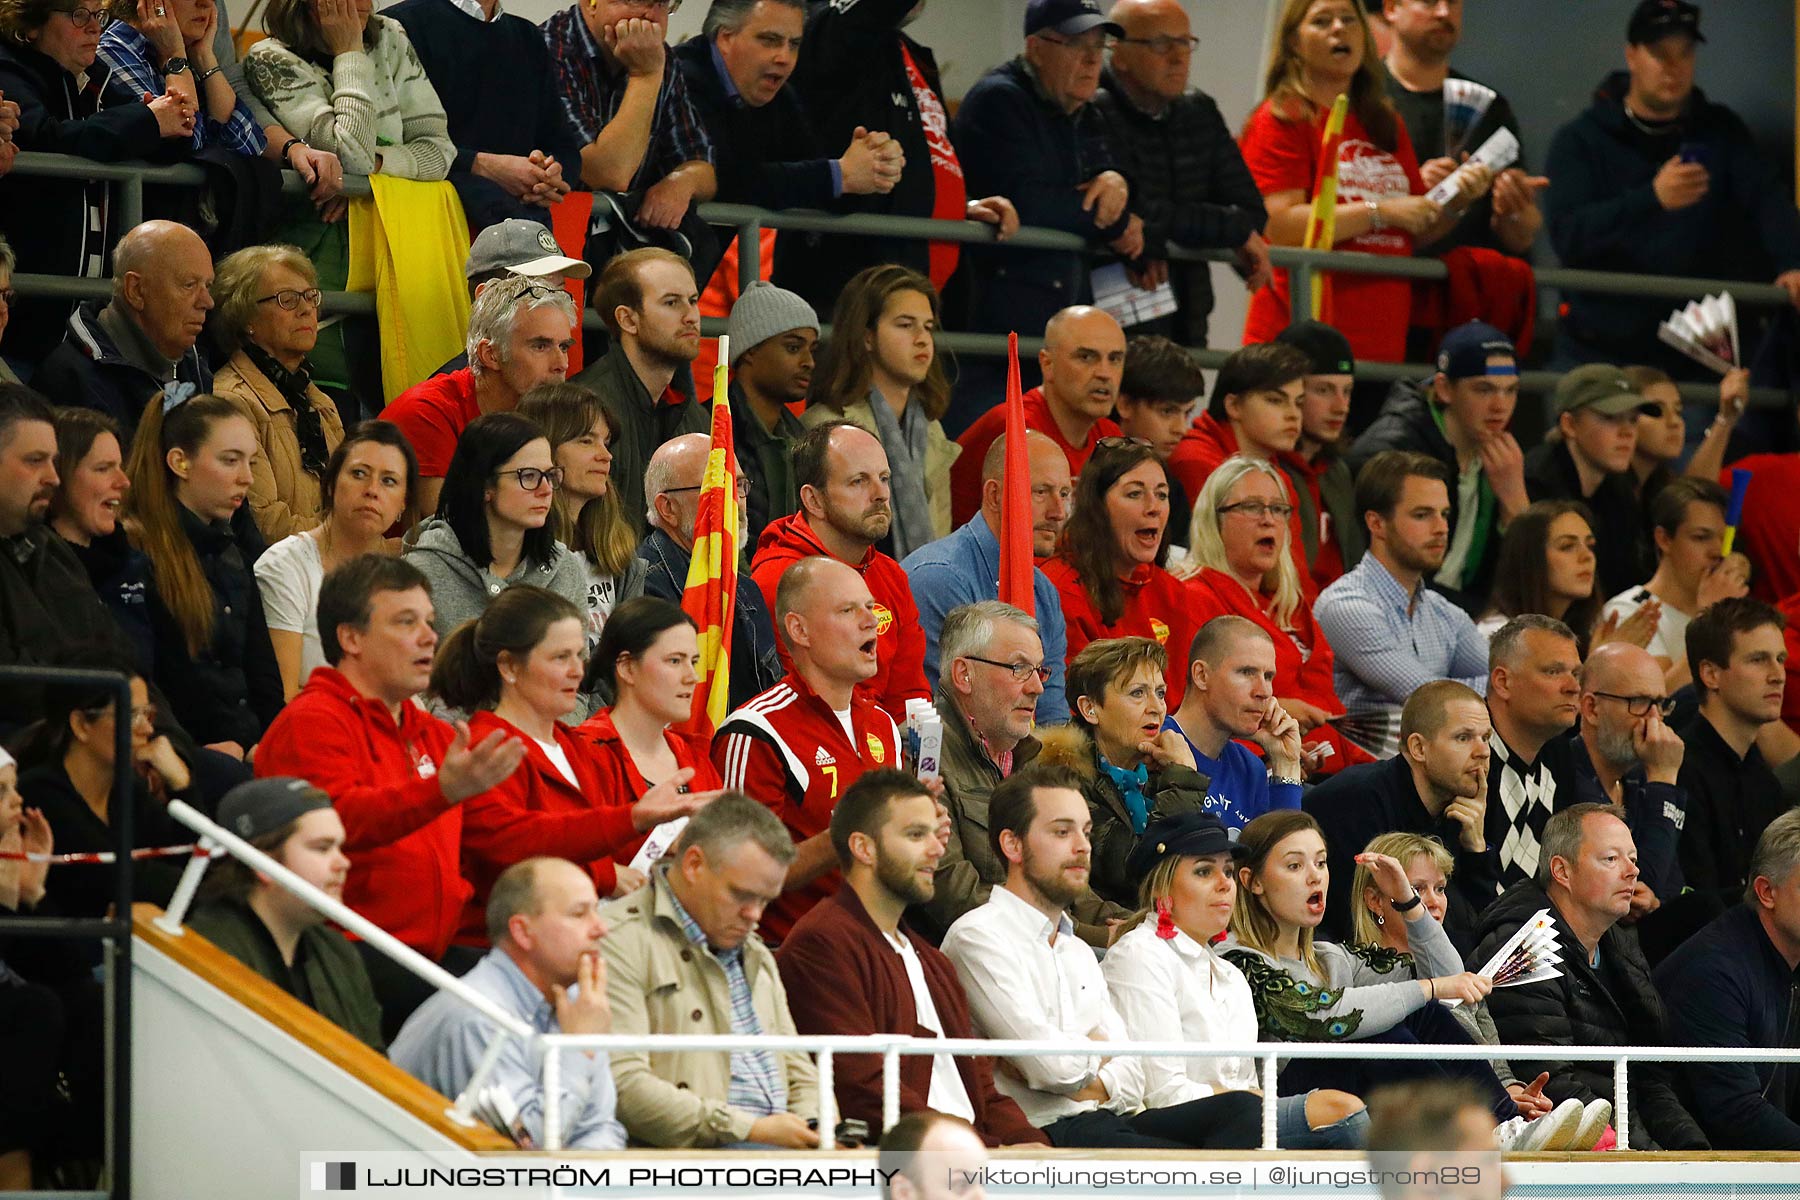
[801,395,960,541]
[211,350,346,542]
[599,871,819,1147]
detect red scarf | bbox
[901,42,966,289]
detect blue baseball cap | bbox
[1435,321,1517,381]
[1025,0,1124,38]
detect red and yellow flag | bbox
[679,338,739,734]
[997,332,1035,618]
[1300,93,1350,321]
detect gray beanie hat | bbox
[216,777,332,843]
[727,281,819,366]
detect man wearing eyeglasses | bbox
[1092,0,1270,345]
[950,0,1140,431]
[1561,641,1688,928]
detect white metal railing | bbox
[160,801,1800,1155]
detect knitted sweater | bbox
[244,16,453,180]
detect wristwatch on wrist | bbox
[279,137,307,164]
[162,56,191,76]
[1391,891,1423,913]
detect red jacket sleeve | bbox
[950,410,1001,528]
[459,775,640,879]
[254,708,452,853]
[714,726,795,821]
[882,578,930,712]
[750,557,797,677]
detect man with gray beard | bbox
[1558,642,1689,936]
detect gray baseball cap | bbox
[466,219,591,282]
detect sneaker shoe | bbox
[1569,1100,1613,1150]
[1497,1097,1584,1152]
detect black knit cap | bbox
[1275,320,1356,376]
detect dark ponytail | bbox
[429,585,584,712]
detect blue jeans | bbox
[1278,1092,1369,1149]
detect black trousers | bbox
[1044,1091,1262,1150]
[1275,1002,1521,1121]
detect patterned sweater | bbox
[243,16,453,180]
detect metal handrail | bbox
[155,798,1800,1159]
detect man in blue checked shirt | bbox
[97,0,265,160]
[390,857,626,1151]
[1316,449,1489,753]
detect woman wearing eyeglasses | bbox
[517,382,645,661]
[1041,438,1201,707]
[0,0,197,357]
[1179,455,1373,774]
[208,244,347,542]
[404,412,591,708]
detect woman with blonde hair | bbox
[1103,810,1369,1147]
[208,243,347,541]
[1348,831,1573,1128]
[516,382,645,655]
[804,264,959,556]
[1238,0,1490,362]
[1182,454,1370,771]
[125,394,282,759]
[1218,811,1591,1150]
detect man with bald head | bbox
[1094,0,1270,344]
[904,430,1071,724]
[950,306,1127,526]
[751,421,928,718]
[638,433,782,710]
[714,555,903,942]
[35,220,215,444]
[1561,640,1689,917]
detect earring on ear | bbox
[1373,912,1384,927]
[1154,897,1177,940]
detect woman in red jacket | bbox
[573,596,725,873]
[1181,455,1372,773]
[1042,439,1200,707]
[430,587,702,946]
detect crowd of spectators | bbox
[6,0,1800,1183]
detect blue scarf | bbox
[1099,758,1151,834]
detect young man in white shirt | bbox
[940,765,1261,1148]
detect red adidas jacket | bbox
[254,667,470,959]
[1040,557,1202,709]
[749,513,929,718]
[455,710,642,946]
[712,672,901,942]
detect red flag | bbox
[677,357,738,736]
[997,332,1034,617]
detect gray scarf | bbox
[865,388,933,560]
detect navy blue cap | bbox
[1435,321,1516,381]
[1628,0,1705,45]
[1025,0,1124,38]
[1125,811,1244,881]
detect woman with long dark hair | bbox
[256,421,416,698]
[1239,0,1489,361]
[516,382,645,651]
[804,264,959,558]
[1478,500,1609,649]
[403,410,586,645]
[1041,438,1199,706]
[432,587,706,945]
[573,595,723,870]
[124,394,282,759]
[50,407,152,671]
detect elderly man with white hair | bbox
[381,274,576,516]
[636,433,782,711]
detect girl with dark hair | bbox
[257,421,417,698]
[572,595,723,870]
[1217,810,1588,1150]
[1239,0,1489,361]
[16,645,194,920]
[804,265,958,558]
[1477,500,1606,648]
[431,588,705,943]
[124,394,282,759]
[1041,439,1200,706]
[50,407,154,671]
[516,383,646,651]
[404,411,587,684]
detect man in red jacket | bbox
[254,555,526,1036]
[715,556,903,942]
[777,770,1047,1146]
[950,306,1126,526]
[750,420,928,717]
